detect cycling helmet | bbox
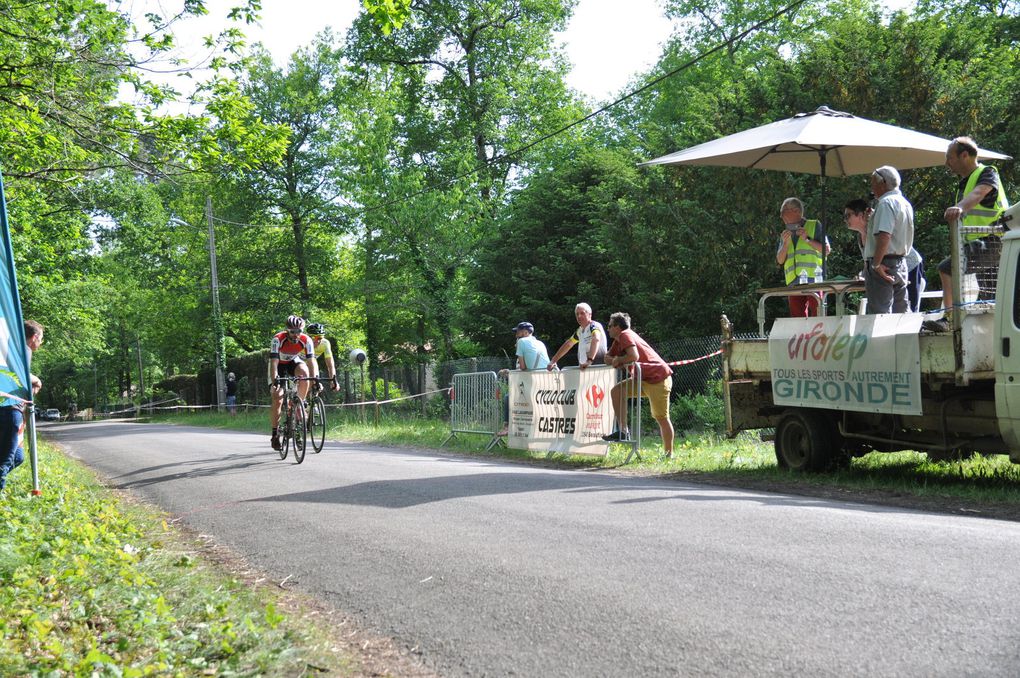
[306,322,325,336]
[286,315,305,330]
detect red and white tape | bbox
[666,349,722,367]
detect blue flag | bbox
[0,169,30,407]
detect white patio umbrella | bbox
[642,106,1010,176]
[641,106,1011,272]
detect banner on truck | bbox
[508,367,615,456]
[768,314,923,416]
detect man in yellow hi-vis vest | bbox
[928,136,1010,332]
[775,197,831,317]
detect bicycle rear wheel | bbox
[290,397,307,464]
[309,396,326,453]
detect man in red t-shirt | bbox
[602,312,675,458]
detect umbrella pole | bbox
[819,151,827,280]
[817,150,829,318]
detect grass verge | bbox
[148,410,1020,512]
[0,440,360,676]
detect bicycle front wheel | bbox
[310,396,326,453]
[278,403,290,460]
[290,397,307,464]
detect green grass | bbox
[0,441,357,676]
[148,410,1020,506]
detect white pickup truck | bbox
[722,214,1020,471]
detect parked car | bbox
[40,408,60,421]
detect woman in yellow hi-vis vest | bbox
[775,197,831,317]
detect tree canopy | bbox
[6,0,1019,409]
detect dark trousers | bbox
[907,264,923,313]
[0,406,25,491]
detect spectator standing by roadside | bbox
[846,196,923,312]
[499,322,550,436]
[512,321,550,371]
[548,302,607,371]
[225,372,237,415]
[0,320,43,492]
[601,312,675,459]
[928,136,1011,331]
[775,197,831,317]
[864,166,913,314]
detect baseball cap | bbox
[512,321,534,333]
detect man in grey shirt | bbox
[865,165,914,314]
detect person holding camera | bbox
[775,197,830,317]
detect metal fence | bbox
[430,336,725,438]
[443,371,504,450]
[609,363,643,462]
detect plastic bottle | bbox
[814,264,823,283]
[798,270,807,285]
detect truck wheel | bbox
[775,410,835,472]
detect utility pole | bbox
[206,196,226,412]
[135,338,145,414]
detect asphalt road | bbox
[43,420,1020,677]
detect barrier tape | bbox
[130,387,454,414]
[666,349,722,367]
[0,391,30,405]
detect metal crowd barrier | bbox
[611,363,643,463]
[441,371,504,451]
[443,365,647,462]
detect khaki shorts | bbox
[621,375,673,419]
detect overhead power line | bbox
[359,0,809,215]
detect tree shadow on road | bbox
[242,469,928,518]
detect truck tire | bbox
[775,409,835,472]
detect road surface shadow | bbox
[244,470,918,516]
[111,454,279,489]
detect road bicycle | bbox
[274,377,308,464]
[307,377,332,454]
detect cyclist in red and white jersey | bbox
[268,315,319,451]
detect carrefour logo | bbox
[585,384,605,408]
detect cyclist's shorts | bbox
[276,361,303,379]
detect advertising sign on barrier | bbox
[768,314,923,416]
[508,367,614,456]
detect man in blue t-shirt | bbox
[512,322,550,371]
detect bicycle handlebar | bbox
[272,376,337,385]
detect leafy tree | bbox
[345,0,583,364]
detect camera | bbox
[348,348,367,364]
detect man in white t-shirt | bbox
[547,302,607,370]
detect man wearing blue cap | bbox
[512,321,550,371]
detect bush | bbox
[670,380,725,434]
